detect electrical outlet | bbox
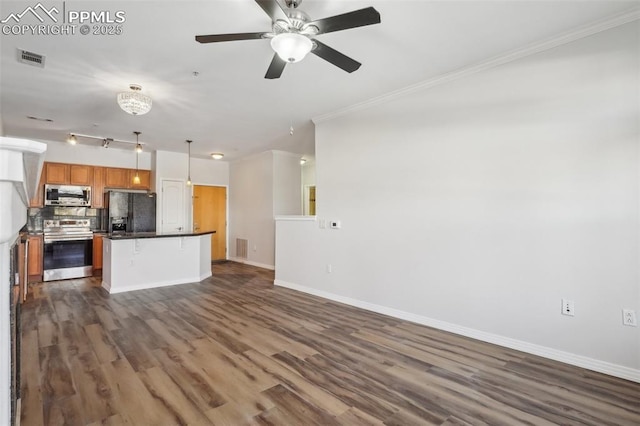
[561,299,575,316]
[622,309,637,327]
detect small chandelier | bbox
[117,84,152,116]
[270,33,313,63]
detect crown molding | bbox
[313,8,640,124]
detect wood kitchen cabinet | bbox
[105,167,129,189]
[69,164,93,185]
[44,162,92,185]
[93,234,103,274]
[92,166,105,208]
[29,165,46,207]
[27,234,43,283]
[129,169,151,190]
[45,162,69,184]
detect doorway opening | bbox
[304,185,316,216]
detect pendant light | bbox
[186,140,192,186]
[133,131,141,185]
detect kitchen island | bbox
[102,231,215,294]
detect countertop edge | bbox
[103,230,216,240]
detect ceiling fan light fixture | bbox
[117,84,153,116]
[211,153,224,160]
[270,33,312,63]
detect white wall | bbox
[229,150,303,269]
[273,150,303,216]
[275,22,640,380]
[229,151,275,268]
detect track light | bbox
[66,133,146,151]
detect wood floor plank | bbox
[84,323,120,364]
[137,366,213,425]
[242,349,351,417]
[100,358,177,425]
[39,345,76,403]
[151,347,227,412]
[20,261,640,425]
[20,329,44,426]
[68,351,117,424]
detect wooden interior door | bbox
[193,185,227,261]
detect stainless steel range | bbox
[43,219,93,281]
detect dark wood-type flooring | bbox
[19,261,640,425]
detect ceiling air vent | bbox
[17,49,45,68]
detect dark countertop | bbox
[103,230,216,240]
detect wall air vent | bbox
[236,238,248,259]
[17,49,45,68]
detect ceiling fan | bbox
[195,0,381,79]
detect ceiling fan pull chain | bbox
[289,65,295,136]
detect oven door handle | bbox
[44,237,93,243]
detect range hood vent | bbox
[17,49,45,68]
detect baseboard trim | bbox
[102,275,208,294]
[228,257,275,270]
[274,279,640,383]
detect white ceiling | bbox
[1,0,638,160]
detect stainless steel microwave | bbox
[45,184,92,206]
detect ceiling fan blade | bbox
[196,32,266,43]
[265,53,287,79]
[255,0,290,24]
[311,40,361,73]
[307,7,380,35]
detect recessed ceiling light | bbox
[211,153,224,160]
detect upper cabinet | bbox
[129,169,151,190]
[70,165,93,185]
[45,162,68,184]
[45,162,93,185]
[29,165,46,208]
[30,162,151,209]
[105,167,129,189]
[92,167,105,208]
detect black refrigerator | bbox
[105,191,156,233]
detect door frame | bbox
[191,183,229,260]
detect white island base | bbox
[102,233,212,294]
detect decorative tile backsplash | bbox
[28,206,104,231]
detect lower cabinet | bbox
[93,234,103,275]
[27,234,43,283]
